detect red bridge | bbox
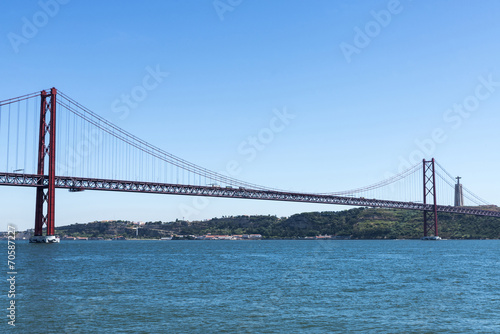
[1,89,499,242]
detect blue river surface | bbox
[3,239,500,333]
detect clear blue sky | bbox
[2,0,500,231]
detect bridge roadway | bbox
[1,172,500,218]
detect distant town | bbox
[61,233,266,241]
[0,229,351,241]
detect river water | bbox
[5,240,500,333]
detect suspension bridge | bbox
[0,88,499,242]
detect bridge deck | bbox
[2,172,499,218]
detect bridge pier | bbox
[30,88,59,244]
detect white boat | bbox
[29,235,60,243]
[421,236,442,241]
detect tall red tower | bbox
[422,158,439,239]
[30,88,59,243]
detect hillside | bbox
[55,207,500,239]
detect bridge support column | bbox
[31,88,59,244]
[422,158,439,239]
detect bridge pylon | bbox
[422,158,439,239]
[30,88,59,243]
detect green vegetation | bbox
[54,207,500,240]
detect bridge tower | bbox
[422,159,439,239]
[29,88,60,243]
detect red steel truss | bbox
[2,172,499,219]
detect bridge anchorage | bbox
[0,88,499,242]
